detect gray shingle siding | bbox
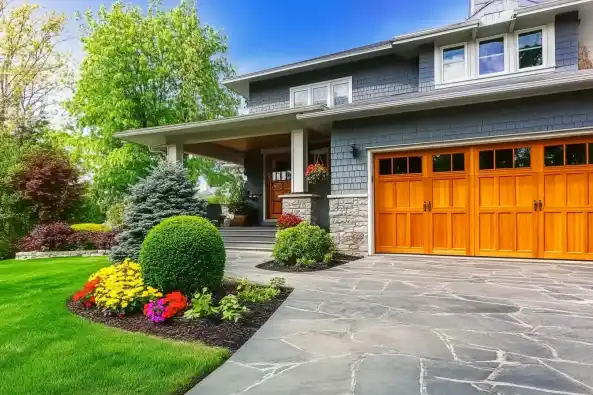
[330,90,593,194]
[555,11,580,72]
[248,55,418,114]
[418,45,435,93]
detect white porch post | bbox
[290,128,308,193]
[166,143,184,163]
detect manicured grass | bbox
[0,257,230,395]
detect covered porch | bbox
[114,106,332,227]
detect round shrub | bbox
[273,222,335,265]
[139,216,225,295]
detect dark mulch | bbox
[256,253,362,272]
[68,282,292,352]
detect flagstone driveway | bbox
[190,252,593,395]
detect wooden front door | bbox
[266,154,291,220]
[539,140,593,260]
[474,145,539,258]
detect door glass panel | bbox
[379,159,392,175]
[495,149,513,169]
[393,157,408,174]
[409,156,422,174]
[479,150,494,170]
[566,143,586,165]
[514,147,531,168]
[452,153,465,171]
[433,154,452,172]
[544,145,564,166]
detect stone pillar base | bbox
[329,195,368,253]
[280,193,321,225]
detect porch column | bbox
[166,143,183,163]
[290,128,308,193]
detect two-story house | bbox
[117,0,593,261]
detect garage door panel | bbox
[589,213,593,254]
[479,213,496,251]
[395,181,410,208]
[479,178,496,207]
[395,213,407,247]
[377,181,395,210]
[498,213,515,251]
[567,173,586,206]
[377,213,394,249]
[544,174,566,206]
[452,214,467,249]
[499,177,515,206]
[516,213,534,252]
[566,212,586,253]
[410,213,424,248]
[432,213,448,249]
[432,179,451,208]
[410,180,424,208]
[452,179,468,208]
[544,212,562,253]
[589,174,593,206]
[516,176,534,207]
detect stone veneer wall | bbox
[16,250,109,260]
[281,195,320,225]
[329,196,368,254]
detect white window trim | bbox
[289,77,353,108]
[476,34,509,77]
[514,24,554,72]
[438,42,469,84]
[434,23,556,89]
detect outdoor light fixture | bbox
[350,144,359,159]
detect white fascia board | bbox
[391,20,480,45]
[296,71,593,122]
[515,0,593,17]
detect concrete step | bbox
[223,235,276,243]
[224,242,274,251]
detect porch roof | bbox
[113,104,327,148]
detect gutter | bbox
[296,71,593,121]
[515,0,593,17]
[390,20,479,44]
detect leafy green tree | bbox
[65,0,238,213]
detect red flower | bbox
[277,213,303,229]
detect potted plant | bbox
[305,163,329,184]
[228,199,249,226]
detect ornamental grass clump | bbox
[89,259,162,314]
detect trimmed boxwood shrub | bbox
[273,222,335,265]
[139,216,225,295]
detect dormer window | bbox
[289,77,352,108]
[517,29,543,70]
[478,36,506,75]
[435,23,554,88]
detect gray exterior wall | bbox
[330,90,593,194]
[556,11,580,72]
[248,55,419,114]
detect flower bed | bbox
[257,253,361,272]
[69,278,291,351]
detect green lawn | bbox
[0,257,230,395]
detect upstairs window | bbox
[442,45,466,82]
[478,36,505,75]
[289,77,352,108]
[518,29,543,70]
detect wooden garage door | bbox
[374,137,593,261]
[474,145,539,258]
[539,140,593,260]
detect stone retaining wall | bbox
[16,250,109,260]
[329,196,368,253]
[281,194,321,225]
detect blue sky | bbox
[30,0,470,75]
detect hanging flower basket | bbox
[305,163,329,184]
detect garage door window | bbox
[378,156,423,175]
[480,147,531,170]
[432,153,465,172]
[545,143,591,167]
[590,143,593,164]
[566,143,587,165]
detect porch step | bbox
[219,227,277,252]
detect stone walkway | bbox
[190,252,593,395]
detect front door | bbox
[266,154,291,220]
